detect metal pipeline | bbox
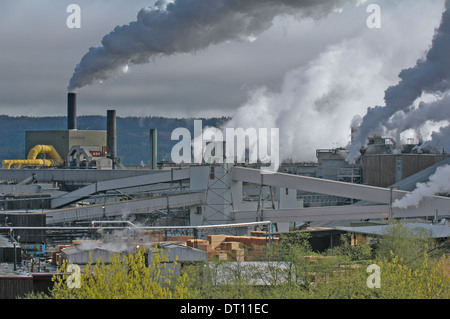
[2,159,59,169]
[27,145,64,163]
[2,145,64,169]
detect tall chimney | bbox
[67,92,77,130]
[107,110,117,169]
[150,128,157,170]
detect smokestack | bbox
[107,110,117,169]
[150,128,157,170]
[67,92,77,130]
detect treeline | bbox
[0,115,229,165]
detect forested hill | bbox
[0,115,229,165]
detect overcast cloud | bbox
[0,0,445,129]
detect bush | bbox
[374,222,436,267]
[38,247,189,299]
[331,233,373,261]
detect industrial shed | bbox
[60,241,208,267]
[0,272,33,299]
[145,242,208,278]
[0,235,21,263]
[60,245,127,265]
[147,242,208,263]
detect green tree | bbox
[183,259,263,299]
[309,253,450,299]
[180,226,449,299]
[332,233,373,262]
[374,222,436,268]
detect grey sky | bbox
[0,0,445,122]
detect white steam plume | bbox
[225,37,389,162]
[68,0,358,92]
[393,164,450,209]
[347,0,450,163]
[202,2,442,163]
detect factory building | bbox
[362,153,449,188]
[0,92,449,298]
[3,93,116,171]
[25,130,109,168]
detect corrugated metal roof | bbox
[61,245,127,264]
[0,262,31,278]
[336,222,450,238]
[151,242,208,262]
[0,235,14,248]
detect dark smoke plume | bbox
[347,0,450,162]
[68,0,357,92]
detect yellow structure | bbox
[2,145,64,169]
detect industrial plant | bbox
[0,91,448,298]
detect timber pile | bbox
[164,235,194,244]
[143,230,164,242]
[204,234,279,261]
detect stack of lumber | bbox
[186,239,212,253]
[164,235,194,244]
[207,235,260,261]
[144,230,164,242]
[207,234,228,250]
[224,235,269,247]
[71,240,100,247]
[250,231,266,237]
[141,233,280,261]
[220,241,243,251]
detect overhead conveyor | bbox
[234,205,391,223]
[389,157,450,192]
[231,166,450,223]
[232,167,399,203]
[51,168,190,208]
[45,191,204,224]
